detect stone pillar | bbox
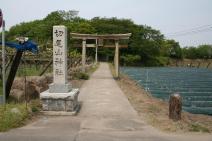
[49,25,71,93]
[82,39,86,72]
[115,40,119,78]
[40,26,79,114]
[95,39,98,64]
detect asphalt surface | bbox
[0,63,211,141]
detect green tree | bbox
[163,40,183,59]
[6,10,194,66]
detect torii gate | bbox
[70,33,131,78]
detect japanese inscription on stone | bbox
[53,26,67,84]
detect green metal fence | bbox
[121,67,212,115]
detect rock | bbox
[27,76,47,87]
[10,89,25,102]
[10,81,40,102]
[10,75,53,101]
[44,73,53,83]
[12,77,25,90]
[25,81,40,100]
[10,108,21,115]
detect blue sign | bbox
[0,40,38,54]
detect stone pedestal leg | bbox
[82,39,86,72]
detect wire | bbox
[167,24,212,35]
[166,24,212,37]
[168,28,212,37]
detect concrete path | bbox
[0,63,211,141]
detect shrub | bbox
[120,54,141,66]
[75,72,89,80]
[30,100,42,113]
[143,56,169,67]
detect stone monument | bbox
[40,26,79,114]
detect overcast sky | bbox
[1,0,212,47]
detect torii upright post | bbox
[82,39,86,72]
[95,39,98,64]
[115,40,119,78]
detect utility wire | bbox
[166,24,212,37]
[167,24,212,35]
[168,27,212,37]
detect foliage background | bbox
[2,10,212,66]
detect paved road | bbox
[0,63,211,141]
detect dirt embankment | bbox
[117,74,212,133]
[168,59,212,69]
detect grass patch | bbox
[189,123,210,133]
[16,65,52,77]
[29,99,42,113]
[0,80,2,95]
[0,100,41,132]
[0,103,29,132]
[87,63,99,75]
[74,72,89,80]
[148,104,161,113]
[72,64,99,80]
[0,87,2,96]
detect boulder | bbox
[10,108,21,115]
[10,89,25,102]
[12,77,25,90]
[10,81,40,102]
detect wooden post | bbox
[169,93,182,121]
[190,61,193,67]
[6,50,23,99]
[197,62,201,68]
[176,60,178,67]
[82,39,86,72]
[206,62,211,68]
[115,40,119,78]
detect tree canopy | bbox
[4,10,212,66]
